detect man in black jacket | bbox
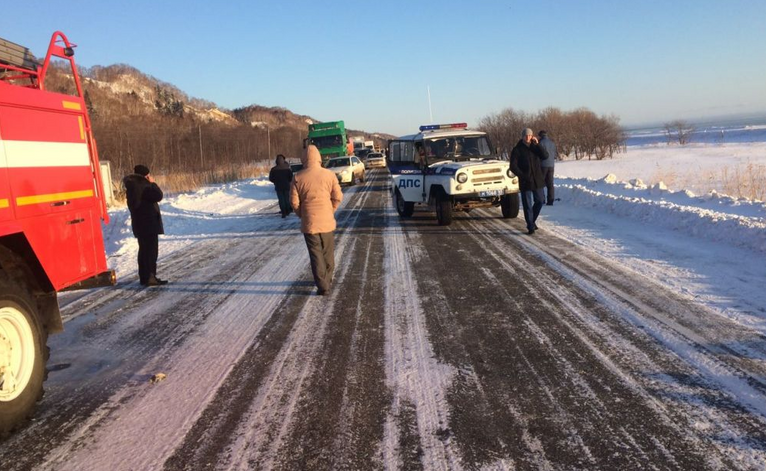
[510,128,548,235]
[123,165,168,286]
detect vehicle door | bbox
[351,157,363,178]
[388,140,424,202]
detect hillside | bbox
[41,63,393,191]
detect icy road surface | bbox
[2,169,766,470]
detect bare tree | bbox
[664,120,695,145]
[479,106,625,161]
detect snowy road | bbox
[2,169,766,470]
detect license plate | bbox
[479,190,503,197]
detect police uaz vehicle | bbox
[387,123,520,225]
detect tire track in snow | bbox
[472,211,765,468]
[169,176,377,470]
[397,211,718,469]
[381,195,463,470]
[274,173,391,470]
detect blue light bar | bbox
[419,123,468,132]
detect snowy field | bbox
[546,141,766,337]
[557,141,766,197]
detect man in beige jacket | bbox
[290,145,343,295]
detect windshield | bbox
[310,134,343,149]
[326,158,350,168]
[424,135,492,160]
[367,153,383,159]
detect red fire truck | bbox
[0,32,114,435]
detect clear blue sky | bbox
[3,0,765,135]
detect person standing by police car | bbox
[510,128,548,235]
[290,145,343,295]
[538,130,558,205]
[123,165,168,286]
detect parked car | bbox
[365,152,386,168]
[290,162,304,173]
[326,156,365,185]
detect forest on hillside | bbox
[44,64,319,192]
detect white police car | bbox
[388,123,520,225]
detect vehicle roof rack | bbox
[0,37,41,70]
[0,37,42,86]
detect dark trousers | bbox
[137,234,159,283]
[542,166,555,204]
[303,232,335,292]
[276,189,292,216]
[521,189,545,231]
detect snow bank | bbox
[100,177,278,281]
[555,175,766,254]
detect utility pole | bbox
[427,85,433,123]
[198,124,203,168]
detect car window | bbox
[327,158,350,168]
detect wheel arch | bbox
[0,235,61,334]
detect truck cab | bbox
[306,120,349,164]
[387,123,520,225]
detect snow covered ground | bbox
[95,178,279,287]
[545,142,766,338]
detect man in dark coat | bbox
[510,128,548,234]
[269,154,293,218]
[538,130,558,205]
[123,165,168,286]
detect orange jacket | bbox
[290,145,343,234]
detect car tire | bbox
[360,171,365,183]
[394,190,414,218]
[0,274,47,438]
[436,194,453,226]
[501,193,520,219]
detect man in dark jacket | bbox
[123,165,168,286]
[269,154,293,218]
[538,130,558,205]
[510,128,547,234]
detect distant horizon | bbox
[622,111,766,132]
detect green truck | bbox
[307,121,348,164]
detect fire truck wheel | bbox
[0,281,46,438]
[394,190,414,218]
[436,195,453,226]
[501,193,520,219]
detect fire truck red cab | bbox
[0,31,114,436]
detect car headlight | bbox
[456,172,468,184]
[341,169,350,175]
[506,168,514,178]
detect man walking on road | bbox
[538,130,558,205]
[510,128,547,235]
[290,145,343,295]
[123,165,168,286]
[269,154,293,218]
